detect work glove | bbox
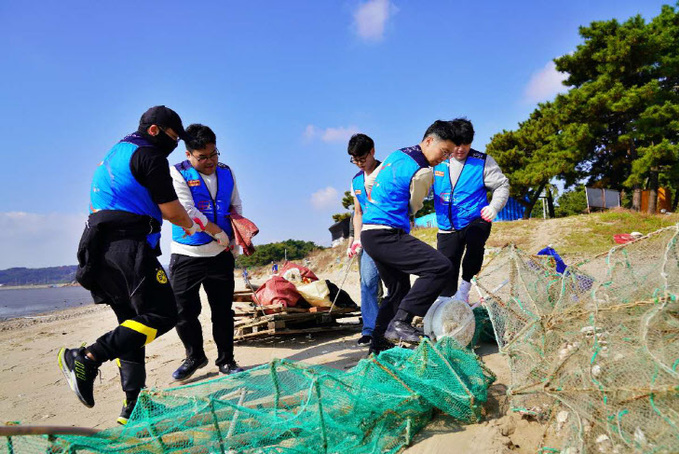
[183,217,206,236]
[347,241,362,258]
[480,206,497,222]
[214,231,231,248]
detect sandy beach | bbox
[0,268,545,453]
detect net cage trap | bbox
[475,224,679,453]
[1,337,495,454]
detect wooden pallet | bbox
[232,284,361,341]
[234,307,360,341]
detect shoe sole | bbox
[57,348,94,408]
[173,358,209,381]
[384,332,421,345]
[116,416,129,425]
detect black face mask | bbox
[138,124,180,155]
[155,130,179,154]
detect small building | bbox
[328,217,351,247]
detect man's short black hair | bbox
[185,124,216,151]
[422,120,457,143]
[449,118,475,145]
[347,133,375,157]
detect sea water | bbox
[0,286,93,320]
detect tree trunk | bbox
[629,141,642,211]
[546,188,555,218]
[522,183,546,219]
[672,188,679,212]
[648,167,659,214]
[632,189,642,211]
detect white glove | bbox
[480,206,497,222]
[214,231,230,247]
[347,241,362,258]
[183,218,206,236]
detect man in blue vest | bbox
[346,133,382,346]
[361,120,456,354]
[59,106,204,424]
[433,118,509,303]
[169,124,245,380]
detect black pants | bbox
[361,229,452,338]
[87,238,178,393]
[436,217,492,296]
[170,250,236,366]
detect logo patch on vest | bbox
[188,179,201,187]
[435,170,445,177]
[197,200,211,211]
[469,150,486,160]
[355,189,362,195]
[156,269,168,284]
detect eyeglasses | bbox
[159,126,179,142]
[349,155,369,165]
[192,149,220,162]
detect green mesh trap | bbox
[2,337,495,454]
[476,224,679,453]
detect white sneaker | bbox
[454,280,471,303]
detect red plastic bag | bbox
[254,276,301,307]
[230,212,259,256]
[279,261,319,283]
[613,234,635,244]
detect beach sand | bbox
[0,269,545,453]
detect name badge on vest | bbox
[435,170,445,177]
[355,189,362,195]
[188,179,201,187]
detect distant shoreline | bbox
[0,283,80,291]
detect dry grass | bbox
[248,210,679,277]
[408,209,679,262]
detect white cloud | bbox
[303,124,359,143]
[523,61,568,104]
[0,212,87,268]
[353,0,397,42]
[303,124,318,142]
[310,187,339,210]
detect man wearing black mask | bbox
[58,106,204,425]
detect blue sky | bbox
[0,0,669,268]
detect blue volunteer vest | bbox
[351,160,380,212]
[171,161,235,246]
[90,133,163,248]
[362,146,429,233]
[352,172,367,211]
[433,149,489,230]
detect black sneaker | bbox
[172,357,209,381]
[57,347,99,408]
[384,320,424,344]
[368,336,394,356]
[357,334,372,346]
[218,361,244,375]
[116,398,137,425]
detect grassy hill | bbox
[296,209,679,276]
[0,266,77,286]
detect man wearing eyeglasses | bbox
[169,123,244,381]
[346,133,383,347]
[59,106,204,425]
